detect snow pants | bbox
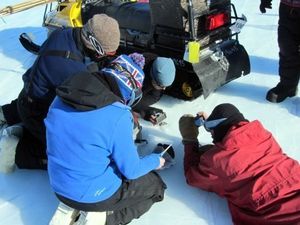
[56,171,167,225]
[278,3,300,88]
[2,89,48,169]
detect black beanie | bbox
[207,103,248,143]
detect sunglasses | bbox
[82,25,105,56]
[194,116,227,132]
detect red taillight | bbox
[206,12,230,31]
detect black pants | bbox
[57,171,167,225]
[278,3,300,87]
[2,89,48,169]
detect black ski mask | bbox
[206,103,248,143]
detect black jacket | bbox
[133,53,163,117]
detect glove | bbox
[153,143,175,169]
[179,114,199,144]
[144,107,166,125]
[260,0,272,13]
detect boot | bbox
[266,83,297,103]
[49,202,80,225]
[0,125,23,173]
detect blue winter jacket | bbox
[22,28,87,103]
[45,71,160,203]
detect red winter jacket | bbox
[184,120,300,225]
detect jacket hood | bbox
[217,120,271,149]
[56,71,121,111]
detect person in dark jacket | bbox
[260,0,300,103]
[178,103,300,225]
[0,14,120,173]
[45,58,166,225]
[133,53,176,124]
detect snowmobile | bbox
[29,0,251,100]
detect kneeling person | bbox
[45,57,167,225]
[133,54,176,125]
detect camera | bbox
[194,115,205,127]
[154,111,167,125]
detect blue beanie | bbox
[150,57,176,87]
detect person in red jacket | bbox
[179,103,300,225]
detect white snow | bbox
[1,0,299,225]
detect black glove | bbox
[260,0,272,13]
[153,143,175,169]
[144,107,167,125]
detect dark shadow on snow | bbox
[250,55,278,75]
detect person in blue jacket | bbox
[45,56,167,225]
[0,14,120,172]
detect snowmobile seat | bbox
[84,2,151,34]
[110,3,151,34]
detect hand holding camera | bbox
[153,143,175,170]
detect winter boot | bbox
[74,210,106,225]
[49,202,80,225]
[266,83,297,103]
[49,202,106,225]
[0,125,23,173]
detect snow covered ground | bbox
[1,0,299,225]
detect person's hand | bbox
[156,157,166,170]
[154,144,176,169]
[179,114,199,144]
[260,0,272,13]
[196,111,209,120]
